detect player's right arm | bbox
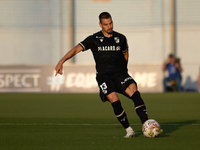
[55,44,83,76]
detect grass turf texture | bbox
[0,93,200,150]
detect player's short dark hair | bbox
[99,12,111,23]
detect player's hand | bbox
[55,61,63,76]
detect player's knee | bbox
[106,92,119,103]
[125,83,137,97]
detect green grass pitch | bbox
[0,93,200,150]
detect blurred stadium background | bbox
[0,0,200,93]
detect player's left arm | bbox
[123,49,129,63]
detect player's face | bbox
[99,17,113,36]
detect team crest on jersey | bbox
[96,36,104,42]
[114,37,120,43]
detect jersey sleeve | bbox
[122,36,129,53]
[79,35,93,51]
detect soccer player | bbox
[55,12,148,138]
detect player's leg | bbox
[125,83,148,124]
[96,74,134,138]
[119,73,163,135]
[106,92,130,130]
[106,92,134,138]
[115,72,148,124]
[125,83,163,135]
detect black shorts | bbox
[96,72,137,102]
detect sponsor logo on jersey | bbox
[96,36,104,39]
[121,77,133,85]
[98,46,121,51]
[96,36,104,42]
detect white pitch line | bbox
[0,123,199,126]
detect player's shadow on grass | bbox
[135,120,198,137]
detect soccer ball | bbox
[142,119,161,138]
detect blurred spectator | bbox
[162,54,183,92]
